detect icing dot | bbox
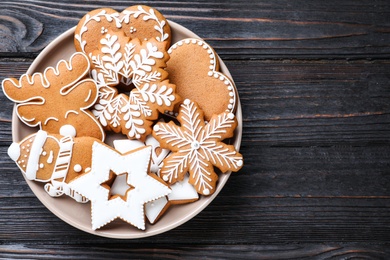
[85,167,91,173]
[183,99,191,105]
[22,146,25,150]
[192,39,197,44]
[21,160,25,163]
[42,151,47,156]
[163,175,168,181]
[210,54,214,59]
[203,188,210,195]
[209,65,214,70]
[18,161,21,164]
[198,41,203,46]
[207,71,213,77]
[191,141,201,150]
[185,39,190,44]
[168,49,172,54]
[228,104,233,109]
[153,125,160,131]
[74,164,82,173]
[214,73,219,78]
[229,92,234,97]
[27,144,30,147]
[224,80,230,85]
[203,44,208,49]
[178,41,183,46]
[60,125,76,137]
[230,99,234,104]
[227,86,233,90]
[207,49,212,54]
[227,113,235,119]
[39,163,44,169]
[210,60,214,64]
[237,159,243,167]
[220,76,225,81]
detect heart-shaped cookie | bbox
[165,38,237,121]
[74,5,171,55]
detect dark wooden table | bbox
[1,1,389,259]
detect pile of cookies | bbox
[2,5,243,231]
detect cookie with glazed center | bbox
[68,142,171,230]
[166,38,237,121]
[7,129,101,203]
[2,52,105,141]
[90,31,180,141]
[74,5,171,56]
[153,99,243,196]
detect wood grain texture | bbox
[0,0,389,258]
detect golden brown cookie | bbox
[2,52,105,141]
[153,99,243,195]
[90,31,180,141]
[166,38,237,121]
[7,130,100,202]
[74,5,171,55]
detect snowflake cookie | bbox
[90,31,180,141]
[166,38,237,121]
[153,99,243,195]
[75,5,171,55]
[68,143,171,230]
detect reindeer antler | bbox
[2,52,105,140]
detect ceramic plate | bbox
[11,21,242,239]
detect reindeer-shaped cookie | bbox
[2,52,105,141]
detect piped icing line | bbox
[75,5,169,53]
[25,130,48,180]
[167,38,237,113]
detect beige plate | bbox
[12,21,242,239]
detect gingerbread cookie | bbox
[90,31,180,140]
[68,143,171,230]
[153,99,243,195]
[75,5,171,56]
[166,38,237,121]
[113,136,198,224]
[6,129,102,202]
[2,52,105,141]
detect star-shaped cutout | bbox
[68,141,171,230]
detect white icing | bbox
[154,100,243,194]
[7,143,20,162]
[47,151,54,164]
[145,196,168,224]
[59,124,77,137]
[167,175,199,202]
[68,143,170,230]
[64,110,79,119]
[25,130,48,180]
[74,164,82,173]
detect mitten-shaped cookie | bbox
[2,52,105,141]
[7,129,100,202]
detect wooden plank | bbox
[0,1,388,58]
[0,243,389,259]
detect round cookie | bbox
[166,38,237,121]
[75,5,171,55]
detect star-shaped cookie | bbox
[68,142,170,230]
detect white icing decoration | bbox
[145,196,168,224]
[47,150,54,164]
[154,100,243,194]
[7,143,20,162]
[167,175,199,202]
[90,33,176,139]
[68,143,170,230]
[40,163,44,169]
[167,38,237,115]
[1,52,105,141]
[64,110,79,119]
[59,124,77,137]
[25,130,47,180]
[75,6,169,53]
[74,164,82,173]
